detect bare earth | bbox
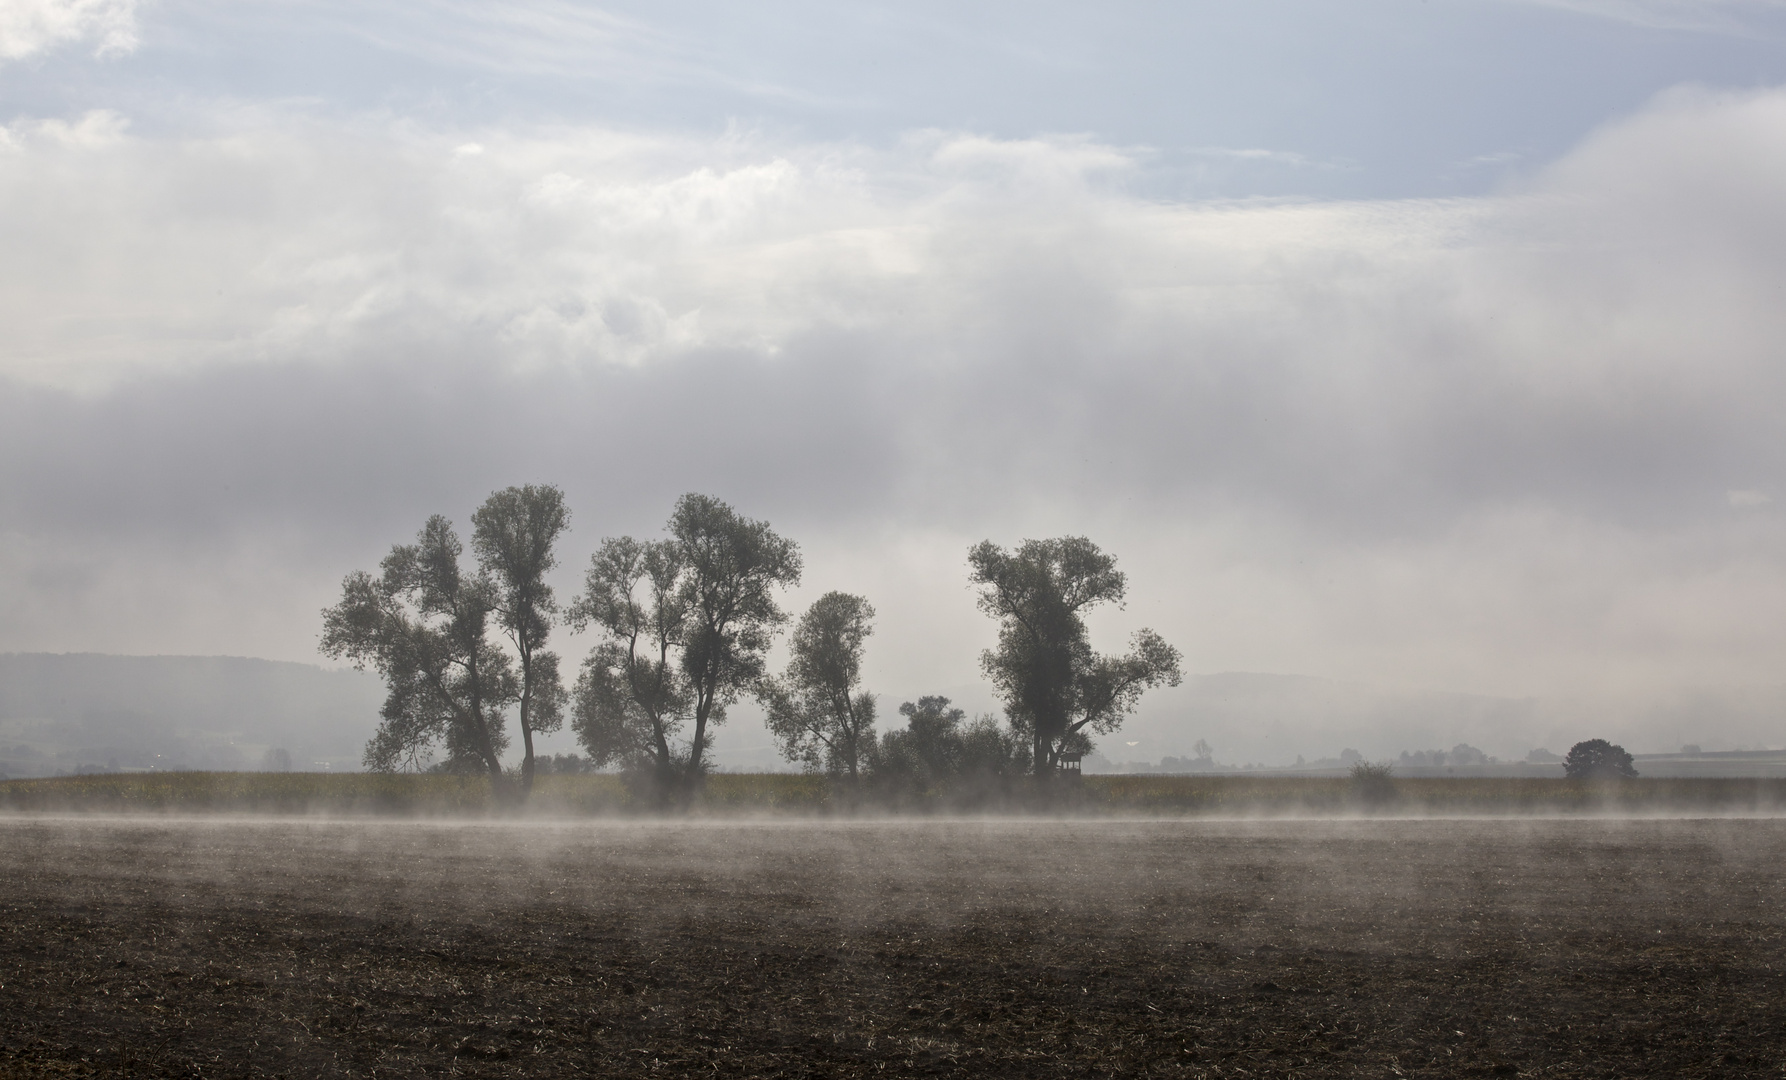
[1,817,1782,1078]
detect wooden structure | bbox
[1056,752,1083,781]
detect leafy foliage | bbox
[968,537,1183,776]
[867,696,1030,804]
[471,484,570,792]
[321,515,515,783]
[570,494,800,803]
[760,592,878,780]
[1564,739,1638,780]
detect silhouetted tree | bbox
[1564,739,1637,780]
[570,494,800,804]
[969,537,1183,777]
[868,696,1029,801]
[760,592,878,781]
[569,534,693,798]
[472,484,570,795]
[322,515,516,789]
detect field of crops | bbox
[5,771,1785,816]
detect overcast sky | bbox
[5,0,1786,761]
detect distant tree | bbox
[260,748,292,772]
[1449,743,1490,766]
[968,537,1183,777]
[759,592,878,781]
[472,484,570,795]
[872,696,966,790]
[1563,739,1637,780]
[537,753,593,775]
[321,515,516,790]
[1193,738,1215,762]
[869,696,1028,798]
[569,494,801,804]
[1349,760,1397,805]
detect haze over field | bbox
[5,1,1786,766]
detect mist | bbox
[7,3,1786,765]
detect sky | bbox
[4,0,1786,764]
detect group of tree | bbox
[323,487,1183,807]
[321,484,571,797]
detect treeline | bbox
[323,488,1182,807]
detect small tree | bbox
[868,696,1029,800]
[760,592,878,782]
[1349,760,1397,805]
[322,515,516,789]
[1563,739,1637,780]
[472,484,570,795]
[969,537,1183,776]
[569,494,801,804]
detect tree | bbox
[759,592,878,781]
[1563,739,1638,780]
[472,484,570,795]
[567,535,691,798]
[868,696,1029,802]
[321,515,516,789]
[672,494,802,797]
[569,494,801,804]
[872,696,966,790]
[969,537,1183,777]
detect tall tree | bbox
[472,484,570,795]
[569,494,801,804]
[969,537,1183,777]
[671,494,803,797]
[321,515,516,789]
[760,592,877,781]
[567,536,690,799]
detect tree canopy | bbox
[321,515,516,785]
[471,484,570,793]
[570,493,801,802]
[969,537,1182,776]
[1563,739,1638,780]
[759,592,878,780]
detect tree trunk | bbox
[519,707,536,794]
[516,640,536,796]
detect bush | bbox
[866,697,1030,809]
[1563,739,1637,780]
[1348,760,1397,806]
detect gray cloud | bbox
[5,87,1786,755]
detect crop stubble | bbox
[1,817,1782,1077]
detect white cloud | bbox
[0,0,138,62]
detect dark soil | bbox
[1,817,1782,1078]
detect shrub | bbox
[1348,760,1397,806]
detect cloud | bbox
[1509,0,1786,34]
[0,0,138,62]
[5,85,1786,753]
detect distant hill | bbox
[0,654,384,777]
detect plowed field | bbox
[2,818,1782,1077]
